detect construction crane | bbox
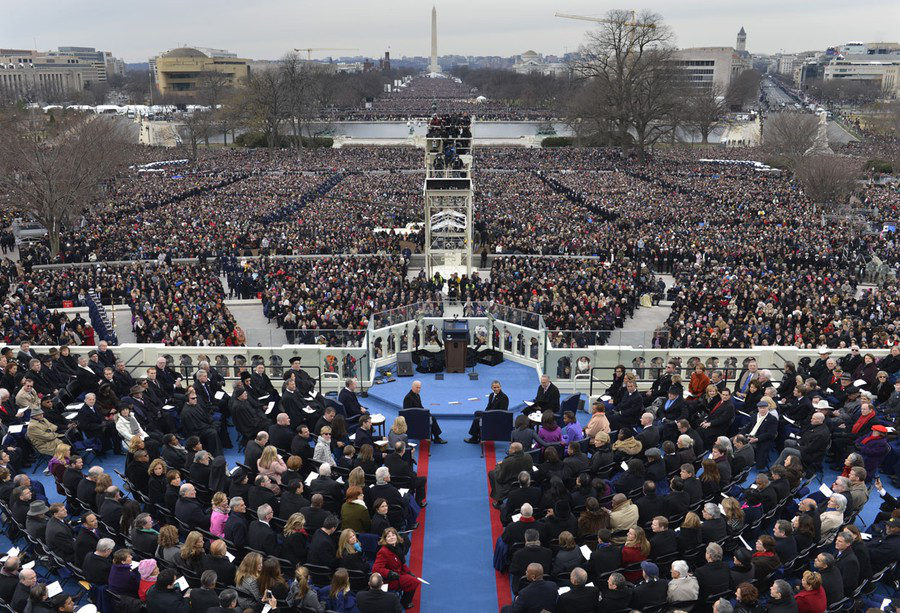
[293,47,359,61]
[556,11,657,50]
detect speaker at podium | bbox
[443,320,468,374]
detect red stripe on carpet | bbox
[408,439,430,613]
[484,441,513,611]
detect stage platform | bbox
[365,360,542,418]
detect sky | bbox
[3,0,898,63]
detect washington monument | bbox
[429,6,440,73]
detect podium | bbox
[443,320,469,374]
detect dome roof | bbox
[521,50,539,59]
[162,47,207,58]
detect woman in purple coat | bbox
[857,425,890,478]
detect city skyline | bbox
[3,0,898,63]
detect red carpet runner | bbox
[483,441,513,611]
[408,440,430,612]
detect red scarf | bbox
[752,551,775,558]
[709,400,725,415]
[851,411,876,434]
[859,433,881,446]
[519,517,536,523]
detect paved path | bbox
[226,300,288,346]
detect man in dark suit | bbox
[615,377,644,428]
[649,516,679,559]
[224,497,249,550]
[773,520,798,564]
[502,472,542,525]
[700,503,727,544]
[632,562,669,609]
[742,401,779,469]
[489,443,534,503]
[502,563,558,613]
[402,380,447,444]
[188,570,220,613]
[659,385,687,422]
[201,539,237,587]
[531,375,560,413]
[509,529,553,587]
[500,504,549,547]
[307,515,340,569]
[731,435,755,474]
[244,432,267,470]
[267,412,294,451]
[663,478,691,518]
[695,543,730,603]
[795,411,830,468]
[600,572,633,611]
[465,380,510,444]
[338,379,367,419]
[77,467,103,512]
[62,455,85,496]
[834,531,859,597]
[354,415,383,462]
[385,441,427,506]
[280,378,308,429]
[0,558,19,605]
[300,495,331,532]
[130,513,159,557]
[247,475,280,516]
[174,483,209,533]
[180,391,222,456]
[636,412,660,451]
[278,480,310,520]
[248,504,282,556]
[75,355,101,397]
[82,538,115,585]
[588,529,622,585]
[357,572,403,613]
[699,388,736,446]
[153,357,181,396]
[308,464,344,506]
[99,486,123,532]
[646,361,676,406]
[44,503,75,562]
[77,392,117,452]
[556,568,599,613]
[814,553,844,606]
[74,513,101,568]
[636,481,665,528]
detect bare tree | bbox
[726,69,761,110]
[245,67,287,149]
[0,111,130,255]
[683,84,729,144]
[570,9,678,162]
[176,110,212,159]
[794,155,862,212]
[763,112,820,166]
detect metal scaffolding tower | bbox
[423,119,474,277]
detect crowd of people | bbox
[488,352,900,612]
[0,344,428,611]
[3,138,899,349]
[322,76,558,121]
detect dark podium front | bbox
[443,320,469,374]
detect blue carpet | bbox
[367,361,541,418]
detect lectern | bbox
[443,320,469,374]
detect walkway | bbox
[226,299,288,346]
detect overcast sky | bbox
[4,0,898,63]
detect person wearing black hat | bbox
[660,384,686,422]
[868,516,900,573]
[231,385,272,441]
[287,356,317,397]
[25,499,50,540]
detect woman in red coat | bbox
[794,570,827,613]
[372,527,418,609]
